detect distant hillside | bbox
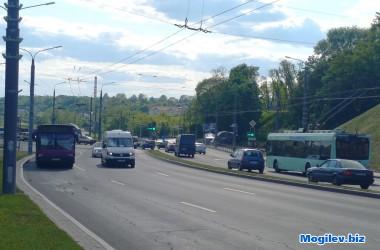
[339,104,380,170]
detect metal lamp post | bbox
[21,45,62,154]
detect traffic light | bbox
[147,122,156,131]
[247,132,255,137]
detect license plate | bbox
[52,158,61,161]
[182,148,187,150]
[250,161,258,164]
[117,160,126,163]
[356,173,366,176]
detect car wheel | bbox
[360,184,369,189]
[191,154,194,158]
[308,173,317,183]
[332,176,341,186]
[227,162,232,169]
[259,168,264,174]
[130,163,135,168]
[273,161,281,173]
[238,164,243,171]
[303,163,311,176]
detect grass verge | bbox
[0,152,82,250]
[148,150,380,195]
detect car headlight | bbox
[129,152,134,156]
[107,151,113,156]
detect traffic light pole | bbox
[2,0,21,194]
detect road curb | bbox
[17,155,114,250]
[147,151,380,199]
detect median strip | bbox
[147,150,380,199]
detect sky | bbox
[0,0,379,98]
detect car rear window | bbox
[244,151,261,157]
[340,160,366,169]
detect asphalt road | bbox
[24,145,380,250]
[160,147,380,191]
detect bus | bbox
[266,130,370,174]
[36,124,77,168]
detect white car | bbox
[92,142,102,158]
[195,142,206,154]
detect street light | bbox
[98,82,117,140]
[285,56,309,130]
[21,45,62,154]
[52,81,66,124]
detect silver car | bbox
[92,142,102,158]
[195,142,206,154]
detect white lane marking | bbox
[111,180,125,186]
[74,166,86,172]
[20,158,114,250]
[180,202,216,213]
[224,188,255,196]
[157,172,169,177]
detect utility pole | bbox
[98,89,103,140]
[2,0,21,194]
[93,76,97,138]
[51,89,56,124]
[232,92,238,151]
[302,67,308,130]
[28,56,35,154]
[89,97,92,136]
[275,86,280,131]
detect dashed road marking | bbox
[224,188,255,196]
[180,202,216,213]
[74,166,86,172]
[111,180,125,186]
[157,172,169,177]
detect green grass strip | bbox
[0,152,82,250]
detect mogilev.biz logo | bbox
[299,233,366,246]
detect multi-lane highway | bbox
[23,145,380,250]
[161,147,380,191]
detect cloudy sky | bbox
[0,0,379,98]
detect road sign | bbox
[249,120,256,128]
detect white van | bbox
[101,130,135,168]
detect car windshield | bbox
[39,133,74,151]
[107,138,133,147]
[94,142,102,148]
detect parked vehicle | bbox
[78,135,96,145]
[165,142,176,153]
[228,149,265,174]
[307,159,374,189]
[175,134,196,158]
[195,142,206,154]
[35,124,77,168]
[92,142,102,158]
[101,130,135,168]
[142,139,155,150]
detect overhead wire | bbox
[87,0,281,80]
[79,0,262,79]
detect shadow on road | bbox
[96,163,134,169]
[24,161,73,172]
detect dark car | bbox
[78,135,96,145]
[307,159,374,189]
[175,134,196,158]
[228,149,265,174]
[142,139,155,150]
[156,139,168,149]
[165,142,176,153]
